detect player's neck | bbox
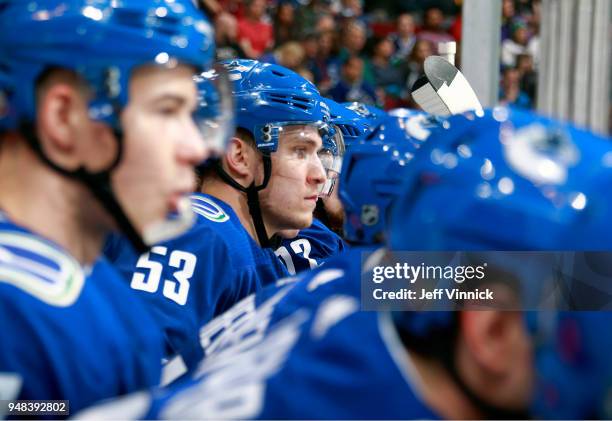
[408,350,485,419]
[201,178,275,246]
[0,149,105,265]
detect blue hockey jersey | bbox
[105,193,290,374]
[0,213,163,415]
[78,244,612,420]
[77,249,440,419]
[275,218,346,275]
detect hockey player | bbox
[0,0,224,413]
[77,107,612,419]
[274,99,368,275]
[209,60,344,250]
[276,106,444,272]
[105,60,344,379]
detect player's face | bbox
[258,125,327,232]
[111,64,208,235]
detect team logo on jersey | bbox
[0,231,85,307]
[191,195,229,223]
[361,205,379,226]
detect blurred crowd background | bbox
[196,0,541,111]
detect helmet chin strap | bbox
[21,121,149,254]
[214,156,277,248]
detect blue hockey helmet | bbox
[223,60,341,150]
[365,108,444,149]
[0,0,219,131]
[389,107,612,251]
[339,140,417,245]
[387,107,612,417]
[324,98,371,145]
[221,59,345,195]
[343,102,386,126]
[0,0,225,252]
[193,69,235,156]
[216,59,345,246]
[337,107,449,245]
[387,108,449,143]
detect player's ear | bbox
[456,309,534,411]
[458,310,529,376]
[37,76,117,172]
[224,136,255,181]
[36,81,82,169]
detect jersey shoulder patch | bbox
[0,230,85,307]
[190,195,230,223]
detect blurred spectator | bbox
[302,33,319,68]
[198,0,240,17]
[333,20,374,84]
[296,67,315,84]
[295,0,323,39]
[197,0,243,59]
[528,0,541,31]
[404,39,433,92]
[498,0,540,103]
[262,41,306,71]
[316,13,336,33]
[339,0,363,19]
[527,20,540,69]
[274,2,298,46]
[501,0,516,40]
[515,0,535,15]
[368,9,398,38]
[302,34,319,76]
[501,19,529,68]
[328,55,378,105]
[499,67,532,108]
[515,53,537,103]
[416,7,455,53]
[449,12,461,44]
[213,9,244,60]
[390,13,416,61]
[368,36,406,108]
[338,20,368,59]
[303,31,338,92]
[237,0,274,59]
[401,0,460,15]
[206,0,542,113]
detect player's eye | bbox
[157,105,179,116]
[294,147,308,159]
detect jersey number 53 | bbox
[130,246,196,305]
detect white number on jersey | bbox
[274,239,318,276]
[130,247,196,305]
